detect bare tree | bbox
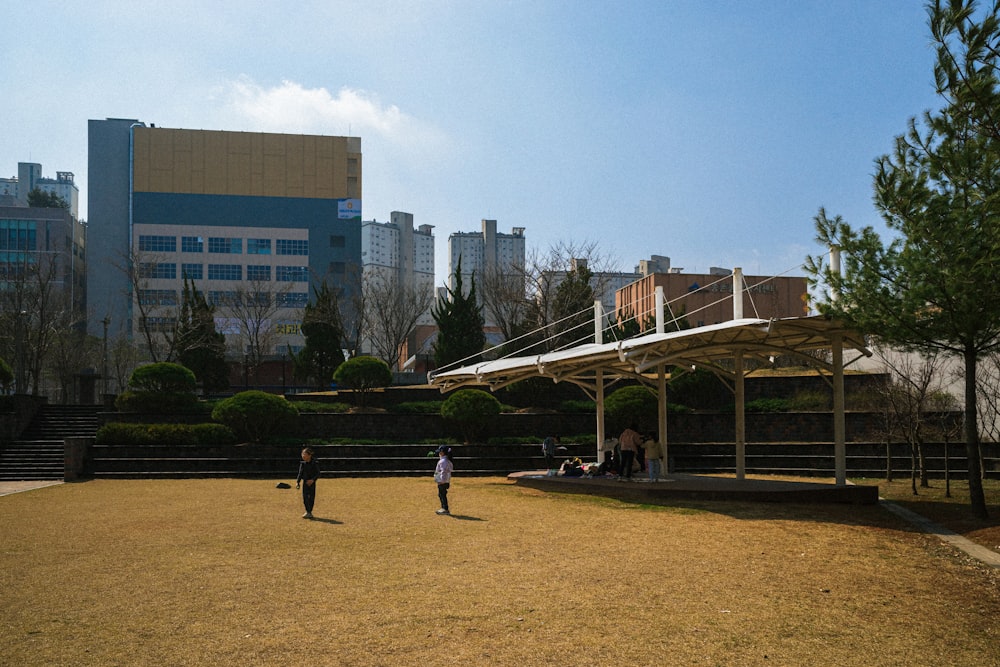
[477,260,531,344]
[364,269,434,371]
[218,277,295,380]
[116,247,178,363]
[872,344,957,494]
[0,252,77,395]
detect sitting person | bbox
[559,457,584,477]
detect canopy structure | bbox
[430,314,871,485]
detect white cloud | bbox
[219,77,441,145]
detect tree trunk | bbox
[964,347,987,518]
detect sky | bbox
[1,0,945,289]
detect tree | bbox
[26,188,68,209]
[440,388,501,443]
[333,355,392,408]
[294,281,346,387]
[432,258,485,369]
[477,259,531,344]
[175,279,229,394]
[219,276,294,380]
[211,390,298,444]
[364,268,434,371]
[550,262,596,351]
[806,0,1000,518]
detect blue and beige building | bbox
[86,118,362,352]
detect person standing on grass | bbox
[643,435,663,482]
[296,447,320,519]
[542,435,558,470]
[618,424,641,481]
[434,445,454,515]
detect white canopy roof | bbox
[429,315,870,393]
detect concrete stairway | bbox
[0,405,100,481]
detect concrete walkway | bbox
[0,480,63,497]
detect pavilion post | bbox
[733,267,743,319]
[735,350,746,480]
[655,287,667,471]
[833,335,846,485]
[595,300,605,462]
[596,369,605,463]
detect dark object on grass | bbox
[276,482,291,489]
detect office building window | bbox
[208,264,242,280]
[182,236,204,253]
[247,238,272,255]
[329,261,346,274]
[138,289,178,306]
[276,266,309,282]
[330,235,345,248]
[209,237,242,254]
[0,220,36,251]
[207,291,238,306]
[139,262,176,279]
[276,239,308,256]
[276,292,309,308]
[138,235,176,252]
[247,265,271,281]
[181,263,203,280]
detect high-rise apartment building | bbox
[87,118,362,354]
[361,211,435,325]
[447,219,525,290]
[0,163,80,220]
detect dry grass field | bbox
[2,476,999,666]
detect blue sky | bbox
[1,0,943,288]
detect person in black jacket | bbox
[296,447,320,519]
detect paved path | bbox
[0,480,63,497]
[880,499,1000,568]
[1,479,997,568]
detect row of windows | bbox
[141,263,309,282]
[138,290,311,309]
[0,223,37,252]
[138,235,312,256]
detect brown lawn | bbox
[1,477,999,666]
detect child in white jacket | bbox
[434,445,454,515]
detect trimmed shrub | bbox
[391,401,445,414]
[115,390,202,414]
[745,398,790,413]
[604,385,658,433]
[116,362,201,413]
[333,356,392,407]
[95,422,237,446]
[128,362,197,393]
[559,399,596,413]
[211,390,299,443]
[440,389,501,443]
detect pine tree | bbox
[807,0,1000,519]
[294,281,346,387]
[175,279,229,394]
[433,258,485,369]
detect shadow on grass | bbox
[309,517,343,525]
[448,514,486,521]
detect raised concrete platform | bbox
[507,471,880,504]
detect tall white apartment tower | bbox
[361,211,435,325]
[447,219,525,290]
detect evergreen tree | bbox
[433,258,485,369]
[551,263,595,350]
[807,0,1000,518]
[294,281,346,387]
[175,278,229,394]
